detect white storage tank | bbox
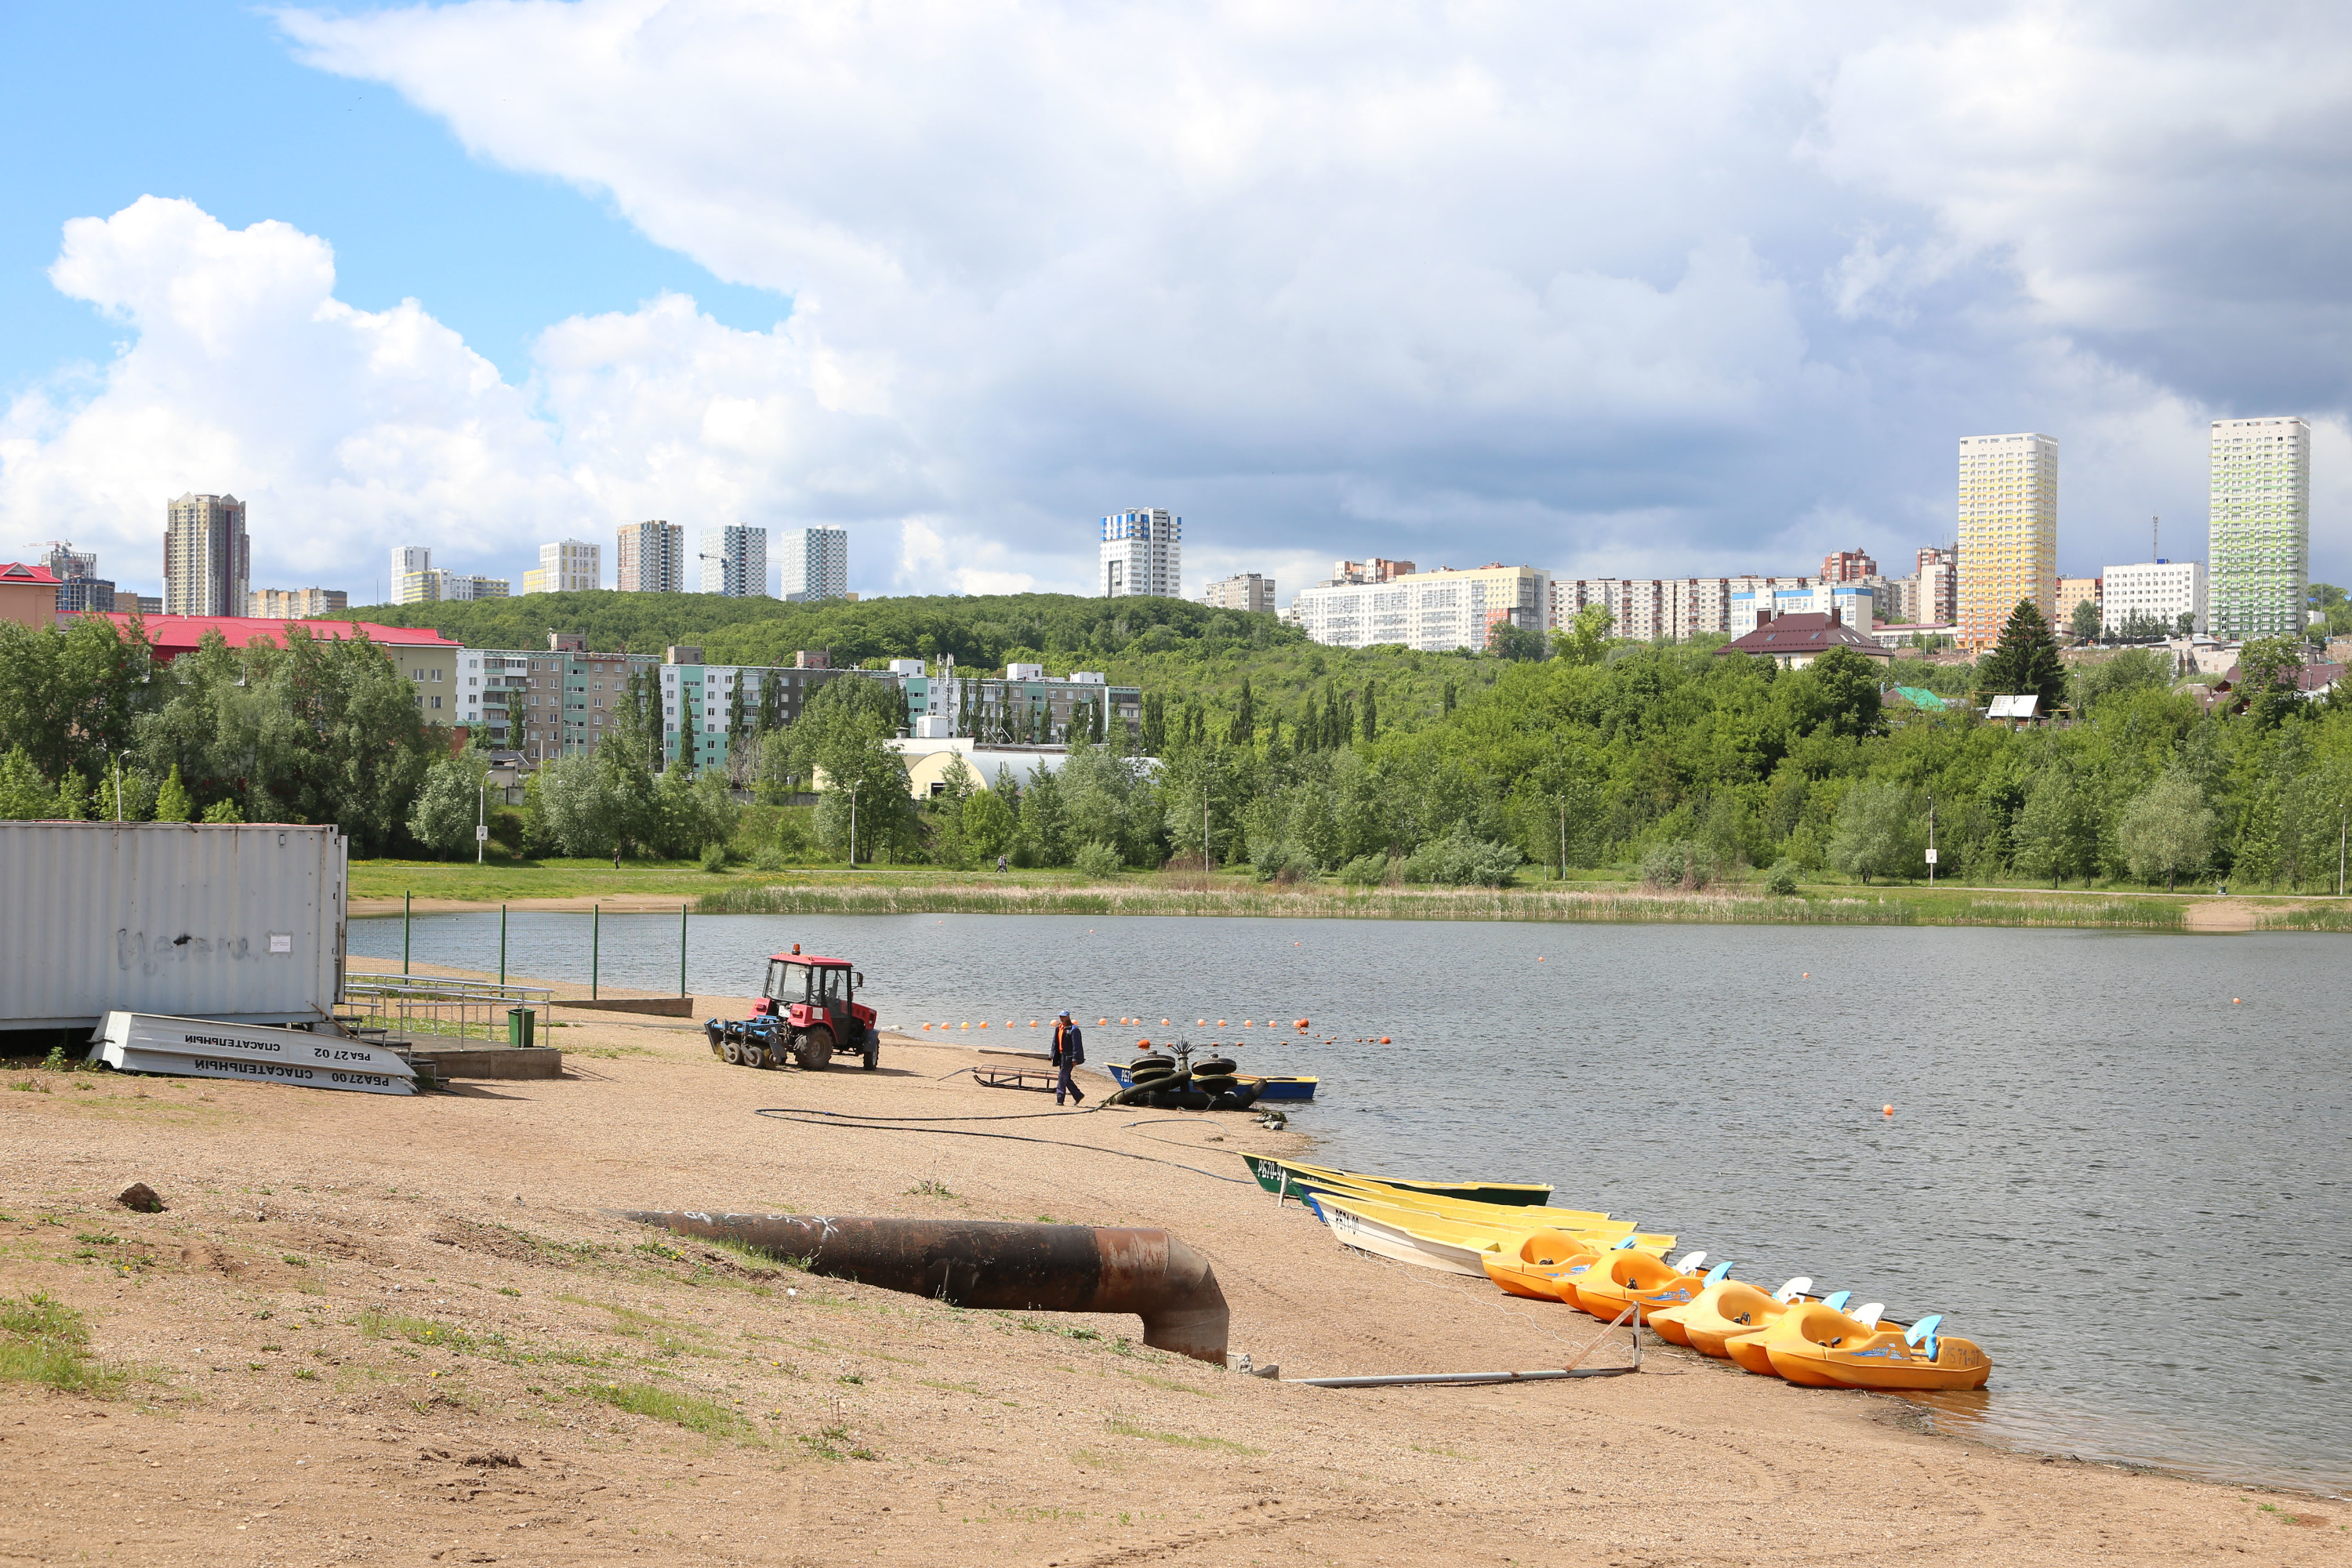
[0,822,347,1029]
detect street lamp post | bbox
[1926,793,1937,887]
[476,779,487,866]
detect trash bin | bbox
[507,1007,535,1049]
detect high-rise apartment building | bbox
[1820,550,1878,583]
[775,526,849,601]
[699,526,768,597]
[1200,572,1276,614]
[616,521,687,593]
[164,493,250,617]
[1957,434,2057,648]
[522,539,599,595]
[1100,509,1181,598]
[247,588,350,619]
[38,543,114,614]
[2208,416,2310,641]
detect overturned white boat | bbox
[87,1011,416,1096]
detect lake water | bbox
[349,909,2350,1495]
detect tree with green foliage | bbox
[2068,598,2102,643]
[0,615,154,785]
[781,677,911,863]
[0,746,53,819]
[407,749,489,858]
[153,764,193,823]
[2118,771,2214,891]
[1489,621,1548,662]
[2236,637,2307,730]
[1828,780,1922,883]
[201,797,244,823]
[2011,767,2100,887]
[1974,599,2067,713]
[2074,648,2173,715]
[1552,604,1614,667]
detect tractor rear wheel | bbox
[862,1039,880,1070]
[798,1027,835,1071]
[742,1040,768,1069]
[722,1036,742,1065]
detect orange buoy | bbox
[1098,1018,1108,1026]
[921,1022,932,1030]
[1882,1105,1894,1116]
[2233,998,2241,1004]
[1197,1019,1207,1026]
[1217,1019,1227,1026]
[1378,1036,1391,1044]
[960,1022,969,1030]
[1802,972,1809,978]
[1161,1018,1170,1025]
[1242,1019,1253,1027]
[1030,1019,1039,1027]
[978,1022,988,1029]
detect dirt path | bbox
[1,1018,2339,1565]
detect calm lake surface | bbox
[350,910,2350,1494]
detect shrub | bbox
[1073,841,1123,879]
[1403,831,1522,887]
[1338,853,1388,886]
[1764,858,1800,895]
[699,841,730,873]
[1639,840,1711,891]
[751,844,787,873]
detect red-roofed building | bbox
[0,561,63,632]
[93,613,464,722]
[1711,610,1894,670]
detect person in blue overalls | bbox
[1051,1010,1086,1105]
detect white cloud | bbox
[0,198,942,597]
[13,3,2352,598]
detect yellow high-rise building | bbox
[1957,433,2057,649]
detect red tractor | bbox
[705,948,878,1071]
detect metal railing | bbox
[342,975,554,1044]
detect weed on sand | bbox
[586,1380,759,1442]
[0,1292,125,1397]
[1104,1417,1261,1455]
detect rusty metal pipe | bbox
[618,1212,1230,1365]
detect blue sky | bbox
[4,1,2348,604]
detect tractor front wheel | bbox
[862,1039,880,1070]
[721,1035,742,1065]
[797,1026,835,1071]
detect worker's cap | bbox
[1058,1009,1072,1018]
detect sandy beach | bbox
[1,982,2339,1565]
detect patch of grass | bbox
[1068,1447,1126,1472]
[563,1044,660,1060]
[497,1287,521,1298]
[585,1380,757,1441]
[797,1422,879,1461]
[75,1232,119,1247]
[1104,1417,1261,1456]
[632,1240,687,1263]
[835,1372,866,1385]
[0,1292,124,1397]
[1121,1370,1210,1396]
[357,1308,475,1356]
[292,1367,319,1381]
[906,1179,953,1198]
[916,1377,981,1395]
[281,1254,309,1268]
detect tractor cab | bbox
[746,946,878,1070]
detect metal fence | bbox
[341,975,554,1044]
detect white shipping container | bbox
[0,822,346,1029]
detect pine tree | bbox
[1974,599,2067,713]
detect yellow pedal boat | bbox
[1639,1261,1744,1345]
[1651,1277,1812,1357]
[1571,1248,1715,1323]
[1765,1312,1992,1391]
[1725,1291,1862,1374]
[1479,1231,1602,1300]
[1298,1174,1619,1234]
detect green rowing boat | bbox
[1241,1155,1554,1207]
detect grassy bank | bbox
[696,877,2201,929]
[350,859,2352,931]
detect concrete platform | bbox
[403,1044,565,1081]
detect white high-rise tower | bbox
[699,526,768,597]
[1099,508,1181,598]
[777,527,849,601]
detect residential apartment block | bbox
[1200,572,1276,614]
[1820,550,1878,583]
[40,543,114,614]
[164,493,250,617]
[659,650,847,771]
[2102,560,2206,637]
[1100,509,1181,598]
[892,659,1141,746]
[522,539,599,595]
[390,546,506,605]
[1915,546,1958,627]
[1290,564,1548,652]
[1730,579,1875,637]
[700,525,767,597]
[616,520,688,593]
[2208,416,2310,641]
[247,588,349,619]
[2054,575,2102,633]
[776,526,849,602]
[1958,433,2058,648]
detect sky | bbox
[3,0,2350,607]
